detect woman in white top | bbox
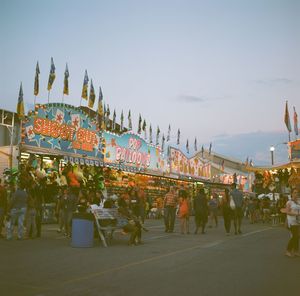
[285,188,300,257]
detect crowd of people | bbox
[0,174,299,256]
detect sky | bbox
[0,0,299,165]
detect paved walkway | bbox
[0,217,298,296]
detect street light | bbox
[269,142,288,166]
[270,146,275,165]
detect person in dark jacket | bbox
[7,183,28,240]
[61,187,78,237]
[194,187,209,234]
[230,183,244,234]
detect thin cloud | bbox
[253,78,293,85]
[177,95,206,103]
[176,94,231,103]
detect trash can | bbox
[71,212,94,248]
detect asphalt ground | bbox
[0,217,299,296]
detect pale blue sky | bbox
[0,0,299,165]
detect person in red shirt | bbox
[178,190,190,234]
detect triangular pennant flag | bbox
[17,82,25,118]
[167,124,171,141]
[161,134,165,151]
[156,126,160,146]
[47,57,56,91]
[128,110,132,130]
[97,87,104,116]
[81,70,89,100]
[120,110,124,131]
[149,124,153,144]
[142,119,147,139]
[138,114,142,134]
[88,79,95,108]
[284,100,292,132]
[34,61,40,96]
[63,63,69,95]
[112,109,116,130]
[177,129,180,145]
[209,142,212,155]
[186,139,189,154]
[293,106,298,136]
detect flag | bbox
[138,114,142,134]
[120,110,124,131]
[34,61,40,96]
[128,110,132,130]
[194,137,197,151]
[97,87,104,116]
[47,57,56,91]
[88,79,96,108]
[81,70,89,100]
[249,159,253,167]
[149,124,153,144]
[161,134,165,151]
[103,102,106,117]
[17,82,25,118]
[112,109,116,130]
[156,126,160,146]
[294,106,298,136]
[284,101,292,132]
[142,119,147,139]
[209,142,212,155]
[63,63,69,95]
[186,139,189,154]
[177,129,180,145]
[201,145,204,158]
[167,124,171,141]
[106,104,110,127]
[245,157,249,166]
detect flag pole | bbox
[48,90,50,103]
[34,95,37,106]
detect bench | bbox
[91,208,125,247]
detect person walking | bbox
[163,186,178,233]
[178,189,190,234]
[194,187,208,234]
[208,193,219,228]
[221,188,233,235]
[285,188,300,257]
[230,183,244,235]
[0,178,7,238]
[26,182,37,239]
[7,183,28,240]
[61,188,78,237]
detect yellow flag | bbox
[17,83,25,118]
[81,70,89,100]
[88,79,95,108]
[47,57,56,91]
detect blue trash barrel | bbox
[71,213,94,248]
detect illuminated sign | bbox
[22,103,103,159]
[103,132,164,172]
[289,140,300,161]
[170,147,211,179]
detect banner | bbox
[289,140,300,161]
[169,147,211,179]
[103,131,165,173]
[22,103,103,159]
